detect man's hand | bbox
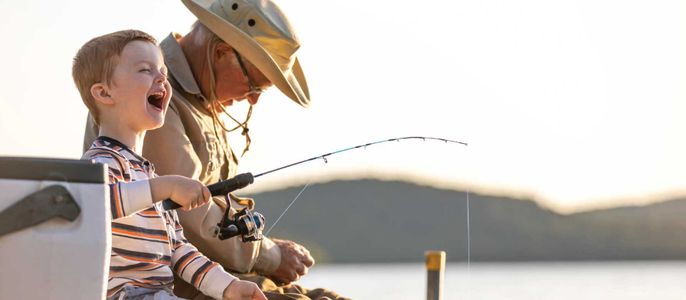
[222,280,267,300]
[268,238,315,285]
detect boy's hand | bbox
[150,175,210,211]
[222,280,267,300]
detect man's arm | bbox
[260,238,314,284]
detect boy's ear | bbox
[90,83,114,105]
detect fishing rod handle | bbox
[161,173,255,210]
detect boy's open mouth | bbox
[147,91,165,110]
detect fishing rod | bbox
[161,136,467,240]
[254,136,467,178]
[163,136,466,209]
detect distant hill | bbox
[243,179,686,263]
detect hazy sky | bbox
[0,0,684,212]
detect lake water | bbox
[297,261,686,299]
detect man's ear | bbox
[214,42,232,62]
[90,83,114,105]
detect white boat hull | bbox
[0,158,110,300]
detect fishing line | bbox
[468,189,472,299]
[265,182,311,236]
[467,188,471,270]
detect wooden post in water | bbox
[425,250,445,300]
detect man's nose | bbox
[247,93,261,105]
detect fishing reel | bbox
[162,173,265,242]
[207,173,265,242]
[213,207,265,242]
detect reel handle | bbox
[161,173,254,210]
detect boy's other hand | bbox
[222,280,267,300]
[150,175,210,211]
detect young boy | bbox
[73,30,267,300]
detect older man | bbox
[84,0,346,299]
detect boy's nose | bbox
[155,71,167,84]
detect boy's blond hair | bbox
[72,30,158,125]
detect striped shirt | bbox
[83,136,234,299]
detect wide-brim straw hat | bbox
[181,0,310,107]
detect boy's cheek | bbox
[165,83,173,100]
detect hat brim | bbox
[181,0,310,107]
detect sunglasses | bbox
[232,49,263,95]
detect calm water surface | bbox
[297,261,686,299]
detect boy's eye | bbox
[139,68,151,73]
